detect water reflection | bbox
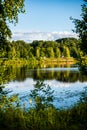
[0,65,87,84]
[1,64,87,108]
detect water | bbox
[1,65,87,109]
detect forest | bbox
[0,37,80,59]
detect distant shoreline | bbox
[0,57,76,67]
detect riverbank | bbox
[0,57,76,67]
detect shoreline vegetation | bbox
[0,81,87,130]
[0,57,76,67]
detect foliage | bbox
[0,38,80,59]
[0,81,87,130]
[30,80,54,110]
[71,0,87,54]
[63,46,70,57]
[79,55,87,72]
[71,0,87,72]
[0,84,20,111]
[55,47,60,58]
[56,37,80,58]
[0,0,25,41]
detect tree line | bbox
[0,0,87,70]
[0,37,80,59]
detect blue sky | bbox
[10,0,83,42]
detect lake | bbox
[1,64,87,109]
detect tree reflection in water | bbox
[0,65,87,84]
[0,65,87,109]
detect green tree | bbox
[28,46,34,58]
[71,47,79,58]
[40,48,46,57]
[0,0,25,41]
[55,47,60,58]
[71,0,87,72]
[36,47,40,58]
[47,47,54,58]
[71,0,87,54]
[63,46,70,57]
[0,48,6,58]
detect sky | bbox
[10,0,83,42]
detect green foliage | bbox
[0,81,87,130]
[55,47,60,58]
[71,47,79,58]
[71,0,87,54]
[79,55,87,73]
[0,84,20,111]
[36,47,40,58]
[0,38,80,59]
[0,0,25,40]
[71,0,87,71]
[63,46,70,57]
[47,47,54,58]
[30,80,54,110]
[56,37,80,58]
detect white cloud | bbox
[12,31,78,43]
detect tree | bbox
[71,0,87,54]
[71,0,87,72]
[63,46,70,58]
[55,47,60,58]
[0,0,25,41]
[40,48,46,57]
[71,47,79,58]
[36,47,40,58]
[47,47,54,58]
